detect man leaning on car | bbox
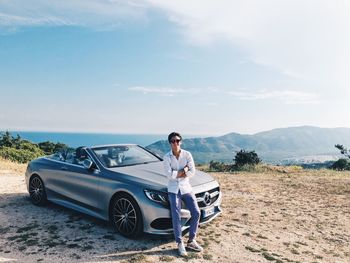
[163,132,203,257]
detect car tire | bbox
[29,175,47,206]
[110,193,143,238]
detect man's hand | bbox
[177,166,189,178]
[183,166,189,173]
[177,170,186,178]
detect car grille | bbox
[195,187,220,207]
[150,218,173,230]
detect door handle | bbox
[61,166,68,170]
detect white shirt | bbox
[163,149,195,194]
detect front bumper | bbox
[142,181,222,235]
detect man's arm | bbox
[163,154,178,180]
[184,152,195,178]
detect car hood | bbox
[107,161,214,188]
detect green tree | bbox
[0,131,14,147]
[331,158,350,171]
[12,134,22,148]
[331,144,350,170]
[234,149,261,167]
[335,144,350,158]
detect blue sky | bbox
[0,0,349,135]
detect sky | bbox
[0,0,349,136]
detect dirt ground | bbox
[0,159,350,263]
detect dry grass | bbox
[198,163,305,174]
[1,161,350,262]
[209,169,350,262]
[0,158,27,175]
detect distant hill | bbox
[146,126,350,164]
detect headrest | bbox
[108,147,120,158]
[76,146,86,159]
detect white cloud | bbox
[1,0,348,93]
[228,89,320,104]
[128,86,218,96]
[129,86,187,96]
[129,85,318,104]
[145,0,349,90]
[0,0,146,30]
[0,12,74,27]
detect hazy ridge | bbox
[146,126,350,164]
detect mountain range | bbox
[146,126,350,164]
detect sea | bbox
[4,131,167,148]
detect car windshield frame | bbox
[91,145,161,168]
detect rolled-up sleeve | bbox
[185,152,195,178]
[163,154,177,180]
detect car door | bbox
[49,149,102,214]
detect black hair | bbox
[168,132,182,143]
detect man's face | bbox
[170,136,182,152]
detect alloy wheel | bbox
[112,197,137,236]
[29,176,46,205]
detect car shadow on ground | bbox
[0,192,180,262]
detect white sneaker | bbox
[187,240,203,252]
[178,242,188,257]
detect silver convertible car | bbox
[25,144,222,237]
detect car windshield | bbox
[92,145,161,168]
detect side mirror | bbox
[83,159,93,170]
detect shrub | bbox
[0,131,69,163]
[0,147,44,163]
[38,141,67,155]
[17,140,42,152]
[209,161,232,172]
[331,158,350,171]
[234,164,258,172]
[208,149,262,172]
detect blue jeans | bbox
[168,191,200,244]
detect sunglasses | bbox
[170,139,181,144]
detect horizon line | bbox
[1,125,349,138]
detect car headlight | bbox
[144,189,169,206]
